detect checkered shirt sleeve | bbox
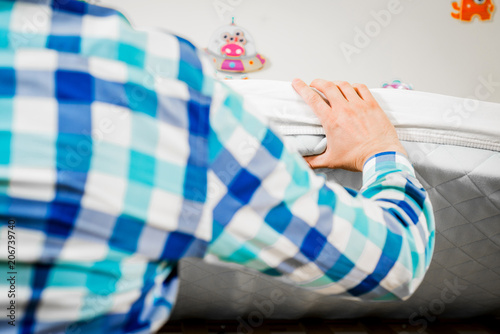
[205,81,435,301]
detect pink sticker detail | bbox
[256,54,265,64]
[220,43,246,57]
[221,59,244,71]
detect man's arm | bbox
[204,79,435,300]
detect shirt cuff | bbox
[362,151,416,185]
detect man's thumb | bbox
[303,153,328,169]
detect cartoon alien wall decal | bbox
[451,0,495,21]
[206,19,266,74]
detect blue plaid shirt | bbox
[0,0,435,333]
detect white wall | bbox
[99,0,500,103]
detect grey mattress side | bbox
[170,141,500,320]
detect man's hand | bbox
[292,79,407,172]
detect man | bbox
[0,0,434,333]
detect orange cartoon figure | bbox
[451,0,495,21]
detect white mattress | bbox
[225,80,500,153]
[170,80,500,320]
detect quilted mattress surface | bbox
[170,81,500,320]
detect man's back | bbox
[0,1,434,333]
[0,1,215,332]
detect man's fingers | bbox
[309,79,347,104]
[303,153,328,169]
[352,83,373,101]
[310,79,362,103]
[292,78,331,121]
[333,81,363,102]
